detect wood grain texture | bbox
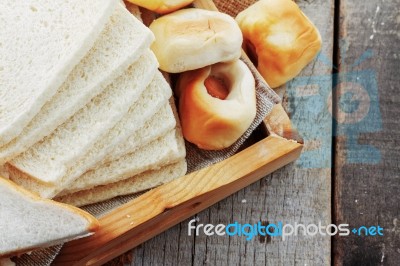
[127,0,335,265]
[333,0,400,265]
[264,103,304,144]
[54,136,302,265]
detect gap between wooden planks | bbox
[333,0,400,264]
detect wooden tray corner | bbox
[54,1,303,265]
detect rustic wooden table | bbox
[109,0,399,265]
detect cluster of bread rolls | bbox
[149,8,256,150]
[136,0,321,150]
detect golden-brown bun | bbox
[149,9,243,73]
[236,0,322,88]
[176,60,256,150]
[125,0,194,14]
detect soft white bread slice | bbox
[0,178,99,258]
[55,104,176,197]
[56,160,187,207]
[57,72,173,186]
[10,50,158,185]
[0,4,154,164]
[5,165,55,199]
[106,101,176,164]
[6,73,171,199]
[62,127,186,195]
[56,102,176,198]
[0,0,117,146]
[6,127,184,199]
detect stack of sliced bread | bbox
[0,0,187,208]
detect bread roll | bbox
[125,0,194,14]
[149,9,243,73]
[176,60,256,150]
[236,0,322,88]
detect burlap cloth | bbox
[14,0,279,265]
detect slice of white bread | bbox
[0,177,99,258]
[58,72,173,186]
[0,4,154,164]
[6,73,172,199]
[106,101,177,164]
[56,103,176,198]
[10,50,158,185]
[0,0,117,146]
[5,165,56,199]
[6,127,184,199]
[62,127,186,195]
[56,160,187,207]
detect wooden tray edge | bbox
[55,1,304,264]
[54,135,302,265]
[263,103,304,144]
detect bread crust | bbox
[176,60,256,150]
[0,177,99,231]
[0,177,99,258]
[125,0,194,14]
[149,9,243,73]
[236,0,322,88]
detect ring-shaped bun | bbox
[176,60,256,150]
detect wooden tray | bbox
[54,1,303,265]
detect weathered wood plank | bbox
[128,0,335,265]
[333,0,400,265]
